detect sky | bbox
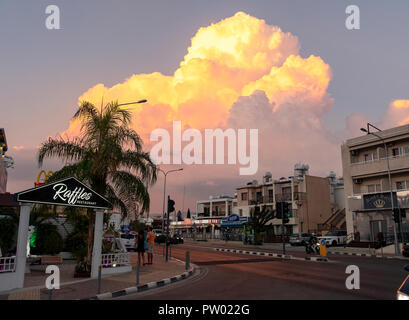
[1,1,409,215]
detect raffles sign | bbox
[16,177,111,209]
[363,192,398,210]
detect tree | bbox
[177,210,183,221]
[187,208,191,219]
[247,205,275,245]
[38,100,157,266]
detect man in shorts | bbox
[146,227,156,265]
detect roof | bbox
[345,124,409,149]
[0,193,18,207]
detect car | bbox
[153,229,163,237]
[119,232,137,251]
[402,244,409,257]
[318,230,347,247]
[171,233,184,244]
[397,265,409,300]
[289,233,312,246]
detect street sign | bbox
[15,177,111,209]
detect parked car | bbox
[171,233,184,244]
[153,229,163,237]
[155,234,167,244]
[397,265,409,300]
[402,244,409,257]
[318,230,347,247]
[289,233,312,246]
[119,232,137,251]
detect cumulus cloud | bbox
[381,100,409,128]
[228,91,340,177]
[63,12,327,142]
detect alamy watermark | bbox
[150,121,258,175]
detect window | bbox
[392,148,400,157]
[239,209,243,216]
[364,152,377,162]
[396,181,405,190]
[402,146,409,156]
[367,184,381,193]
[241,192,248,201]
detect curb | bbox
[328,251,408,260]
[214,247,328,262]
[82,262,196,300]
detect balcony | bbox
[350,153,409,178]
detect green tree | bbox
[38,100,157,266]
[248,205,275,245]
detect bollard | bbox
[136,263,140,286]
[48,288,52,300]
[97,265,102,294]
[185,251,190,270]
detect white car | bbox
[318,230,347,247]
[119,233,137,251]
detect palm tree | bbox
[38,100,157,265]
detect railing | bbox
[0,256,16,273]
[351,151,409,166]
[101,253,130,268]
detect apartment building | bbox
[236,164,339,235]
[341,124,409,242]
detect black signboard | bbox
[363,192,398,210]
[15,177,111,209]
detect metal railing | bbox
[0,256,16,273]
[101,253,130,268]
[351,151,409,166]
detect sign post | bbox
[14,177,111,283]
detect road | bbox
[117,243,408,300]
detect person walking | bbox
[146,227,156,265]
[136,230,146,266]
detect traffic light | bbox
[283,202,290,224]
[393,208,400,223]
[168,198,175,213]
[275,202,282,219]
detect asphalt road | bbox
[117,244,409,300]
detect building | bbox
[342,124,409,243]
[235,164,341,236]
[170,195,238,238]
[0,128,8,193]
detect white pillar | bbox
[15,204,31,288]
[225,200,228,216]
[210,201,213,218]
[91,209,104,278]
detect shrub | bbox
[0,218,16,255]
[32,223,63,255]
[64,232,87,261]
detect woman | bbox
[136,230,146,266]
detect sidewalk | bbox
[0,251,187,300]
[184,239,408,260]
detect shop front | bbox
[354,191,409,243]
[221,214,250,241]
[170,218,222,239]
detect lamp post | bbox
[158,168,183,234]
[360,123,399,255]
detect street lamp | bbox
[117,99,147,107]
[158,168,183,234]
[360,123,399,255]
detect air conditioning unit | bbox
[353,178,363,184]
